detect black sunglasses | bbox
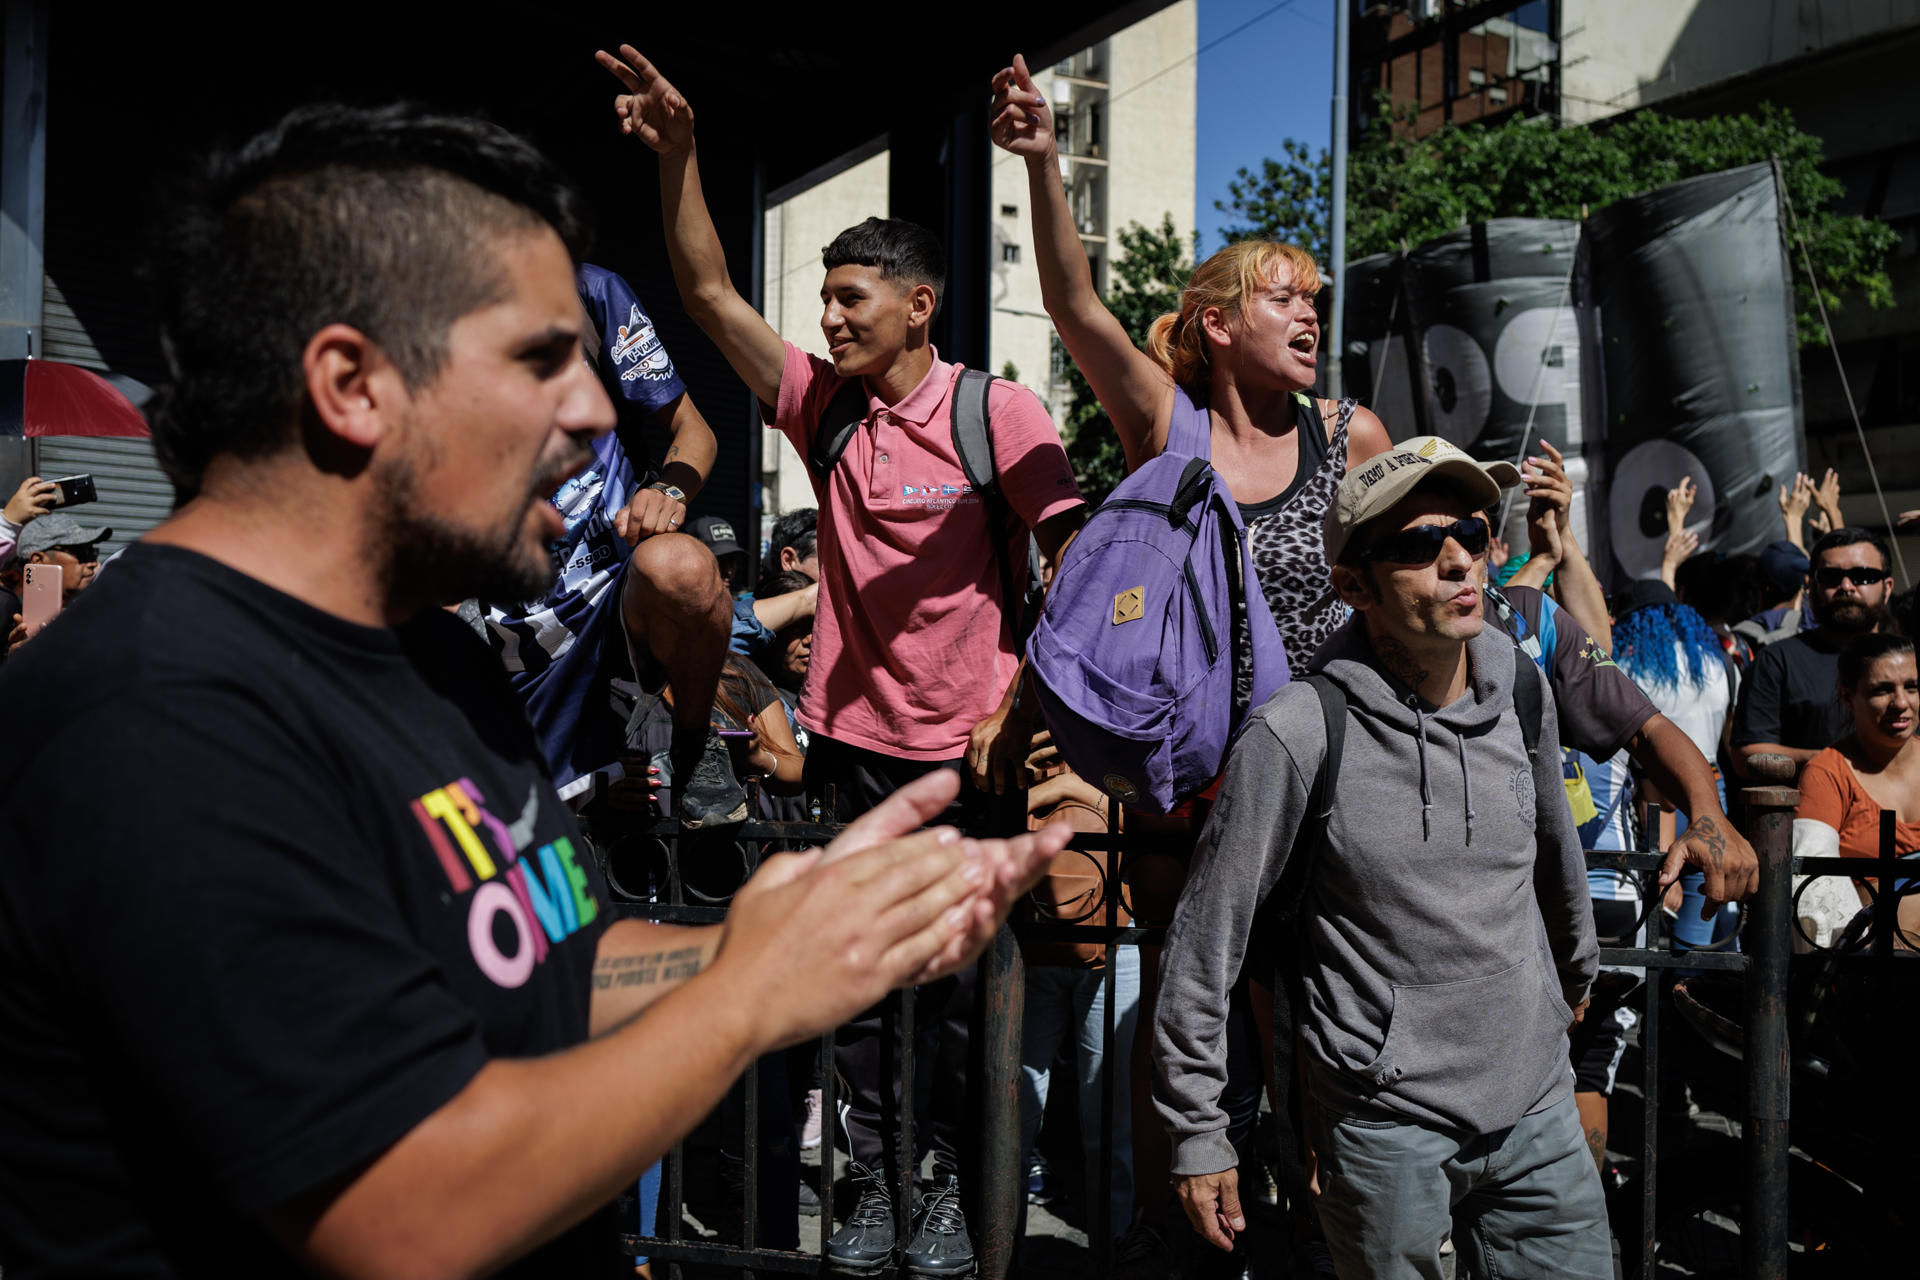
[1354,516,1491,565]
[1813,565,1890,589]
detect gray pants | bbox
[1307,1093,1611,1280]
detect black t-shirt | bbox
[1732,627,1851,752]
[0,545,615,1278]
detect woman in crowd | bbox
[1793,632,1920,948]
[991,53,1394,1275]
[1604,581,1742,951]
[990,59,1391,667]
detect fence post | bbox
[1740,753,1796,1280]
[975,924,1024,1280]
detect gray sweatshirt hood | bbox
[1153,616,1599,1171]
[1312,618,1521,846]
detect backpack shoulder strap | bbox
[951,367,1046,648]
[950,367,998,499]
[1274,675,1347,927]
[1513,648,1544,762]
[806,376,871,493]
[1165,385,1212,459]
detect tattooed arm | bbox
[589,919,724,1037]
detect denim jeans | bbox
[1018,945,1141,1233]
[1307,1092,1611,1279]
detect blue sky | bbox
[1194,0,1336,255]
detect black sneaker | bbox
[903,1174,974,1276]
[675,730,748,830]
[1109,1219,1174,1280]
[825,1162,894,1273]
[798,1176,822,1217]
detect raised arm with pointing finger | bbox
[597,45,786,406]
[991,53,1185,466]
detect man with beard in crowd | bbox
[1734,526,1896,773]
[0,102,1065,1280]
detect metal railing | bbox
[585,760,1913,1279]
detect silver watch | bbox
[648,481,688,504]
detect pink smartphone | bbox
[22,563,61,635]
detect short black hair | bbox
[821,217,945,317]
[763,507,818,577]
[1811,526,1892,570]
[758,569,815,603]
[146,102,591,498]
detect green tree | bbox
[1055,214,1197,503]
[1215,136,1330,262]
[1215,102,1896,348]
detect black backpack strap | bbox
[1265,674,1346,1216]
[1513,648,1544,762]
[806,376,871,495]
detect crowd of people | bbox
[0,35,1910,1280]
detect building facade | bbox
[760,1,1197,536]
[1350,0,1920,561]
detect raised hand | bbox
[990,54,1056,161]
[1813,466,1843,530]
[1665,476,1697,535]
[1778,472,1813,524]
[3,476,58,526]
[594,45,695,155]
[1522,439,1574,528]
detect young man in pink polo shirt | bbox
[600,44,1085,1276]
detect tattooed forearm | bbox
[592,945,705,990]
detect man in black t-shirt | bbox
[0,104,1065,1280]
[1734,526,1894,774]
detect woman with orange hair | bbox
[990,53,1395,1277]
[989,55,1393,664]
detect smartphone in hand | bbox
[49,474,97,507]
[22,563,62,636]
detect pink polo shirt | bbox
[772,343,1083,760]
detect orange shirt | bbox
[1795,746,1920,870]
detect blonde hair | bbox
[1144,240,1325,394]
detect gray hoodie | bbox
[1154,617,1598,1176]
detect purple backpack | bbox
[1027,388,1291,812]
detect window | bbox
[1489,85,1509,104]
[1468,67,1487,87]
[1000,203,1018,217]
[1002,244,1022,264]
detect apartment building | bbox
[760,1,1198,526]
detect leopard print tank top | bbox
[1241,396,1355,665]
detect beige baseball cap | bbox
[1323,436,1522,564]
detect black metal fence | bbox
[585,764,1914,1279]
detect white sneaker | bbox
[801,1088,823,1150]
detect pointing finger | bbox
[1013,52,1038,92]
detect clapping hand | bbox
[595,45,695,155]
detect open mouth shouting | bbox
[1288,329,1318,366]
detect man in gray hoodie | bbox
[1155,438,1608,1279]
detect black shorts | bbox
[1570,897,1643,1096]
[801,732,1024,835]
